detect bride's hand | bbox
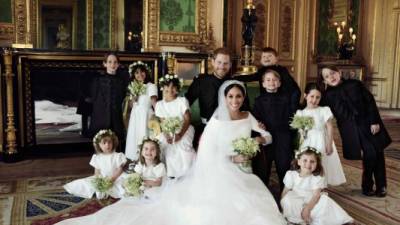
[231,155,249,163]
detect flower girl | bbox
[155,74,195,178]
[127,138,166,199]
[281,147,354,225]
[294,83,346,186]
[64,129,127,199]
[124,61,158,161]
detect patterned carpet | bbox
[0,117,399,225]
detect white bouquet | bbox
[232,137,260,173]
[123,173,145,197]
[91,176,113,197]
[160,116,182,136]
[127,80,146,100]
[290,115,315,147]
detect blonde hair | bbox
[262,69,281,82]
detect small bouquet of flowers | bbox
[290,115,314,148]
[91,176,113,198]
[160,116,182,137]
[232,137,260,173]
[127,80,146,100]
[123,173,145,197]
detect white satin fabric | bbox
[56,115,286,225]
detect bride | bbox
[56,80,286,225]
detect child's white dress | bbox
[296,106,346,185]
[64,152,127,198]
[155,97,195,178]
[133,162,166,198]
[281,170,353,225]
[125,83,158,160]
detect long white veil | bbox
[213,80,246,121]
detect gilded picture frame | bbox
[143,0,208,51]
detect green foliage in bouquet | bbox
[123,173,144,197]
[232,137,260,157]
[290,115,314,131]
[127,80,146,99]
[160,116,182,135]
[92,176,113,193]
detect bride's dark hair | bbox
[224,83,246,97]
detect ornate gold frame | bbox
[33,0,78,49]
[143,0,208,51]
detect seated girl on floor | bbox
[155,74,196,179]
[281,147,354,225]
[127,138,166,199]
[64,129,127,199]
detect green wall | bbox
[93,0,110,49]
[0,0,12,23]
[76,0,87,49]
[160,0,195,32]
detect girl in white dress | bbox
[64,129,127,199]
[281,147,353,225]
[295,83,346,186]
[132,138,166,199]
[55,80,286,225]
[124,61,158,160]
[155,74,195,178]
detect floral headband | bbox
[158,74,184,90]
[137,137,161,152]
[93,129,116,144]
[295,146,322,159]
[128,61,151,75]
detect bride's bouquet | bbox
[160,116,182,137]
[123,173,145,197]
[232,137,260,173]
[127,80,146,100]
[91,176,113,197]
[290,115,314,148]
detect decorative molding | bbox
[144,0,160,51]
[14,0,27,44]
[32,0,38,47]
[0,23,14,45]
[144,0,208,50]
[279,0,295,60]
[87,0,93,49]
[110,0,117,49]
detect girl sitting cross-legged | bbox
[64,129,127,199]
[281,147,354,225]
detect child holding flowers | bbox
[155,74,195,178]
[281,147,353,225]
[125,138,166,198]
[124,61,158,161]
[294,83,346,186]
[64,129,127,199]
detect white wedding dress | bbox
[56,81,286,225]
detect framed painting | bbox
[143,0,208,50]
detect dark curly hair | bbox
[138,138,162,166]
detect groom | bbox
[185,47,232,148]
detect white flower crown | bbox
[128,61,151,75]
[137,137,161,153]
[93,129,116,144]
[295,146,322,159]
[159,74,184,90]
